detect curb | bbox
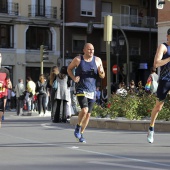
[70,116,170,132]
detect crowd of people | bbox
[2,66,79,124]
[6,76,156,118]
[94,71,158,107]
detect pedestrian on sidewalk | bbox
[53,66,71,123]
[67,43,105,143]
[26,76,36,114]
[15,79,25,116]
[35,74,47,117]
[10,87,16,111]
[48,66,59,121]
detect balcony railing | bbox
[0,2,19,16]
[28,5,57,19]
[101,12,156,29]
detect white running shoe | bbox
[39,113,44,117]
[147,130,154,143]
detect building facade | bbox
[0,0,61,86]
[63,0,158,88]
[157,0,170,45]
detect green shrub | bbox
[91,92,170,121]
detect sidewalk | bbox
[21,110,51,117]
[4,110,51,117]
[70,116,170,132]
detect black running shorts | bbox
[76,96,95,113]
[0,98,4,112]
[157,80,170,101]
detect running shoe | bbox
[2,115,4,121]
[147,130,154,143]
[74,124,81,139]
[79,134,86,143]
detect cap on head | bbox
[167,28,170,35]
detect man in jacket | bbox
[15,79,25,115]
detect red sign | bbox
[112,65,119,74]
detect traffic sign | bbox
[112,65,119,74]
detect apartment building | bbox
[0,0,61,85]
[157,1,170,45]
[63,0,158,87]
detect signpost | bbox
[104,15,113,98]
[112,64,119,74]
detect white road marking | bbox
[69,147,170,168]
[89,161,165,170]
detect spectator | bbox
[137,80,145,96]
[26,76,36,114]
[95,86,101,105]
[35,74,47,117]
[15,79,25,116]
[10,87,16,111]
[54,66,71,123]
[6,88,11,110]
[47,66,59,121]
[101,86,108,103]
[69,68,78,116]
[145,67,159,94]
[116,82,127,97]
[129,80,137,94]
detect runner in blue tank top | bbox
[67,43,105,143]
[147,28,170,144]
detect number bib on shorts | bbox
[0,82,5,93]
[83,91,94,99]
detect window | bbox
[26,26,52,50]
[72,35,86,53]
[102,2,112,13]
[130,6,138,25]
[35,0,45,16]
[0,0,7,13]
[81,0,95,17]
[121,5,138,26]
[100,37,106,53]
[0,25,14,48]
[129,38,141,55]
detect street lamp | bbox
[111,33,125,84]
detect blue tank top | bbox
[159,43,170,81]
[75,55,98,93]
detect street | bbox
[0,111,170,170]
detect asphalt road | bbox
[0,111,170,170]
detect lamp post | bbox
[111,32,125,84]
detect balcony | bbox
[101,12,157,30]
[28,5,57,19]
[0,2,18,16]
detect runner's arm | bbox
[154,44,170,68]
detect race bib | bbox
[0,82,5,93]
[83,91,94,99]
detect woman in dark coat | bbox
[48,66,59,121]
[54,66,70,123]
[35,74,47,116]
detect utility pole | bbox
[104,15,113,98]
